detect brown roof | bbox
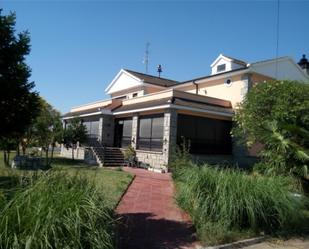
[113,98,171,113]
[113,96,232,113]
[224,55,247,66]
[62,107,103,118]
[124,69,179,87]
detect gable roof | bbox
[210,54,247,67]
[124,69,179,87]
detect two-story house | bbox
[61,54,309,171]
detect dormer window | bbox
[217,64,226,73]
[132,93,138,98]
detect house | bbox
[61,54,309,171]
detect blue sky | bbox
[2,0,309,113]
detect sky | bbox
[1,0,309,113]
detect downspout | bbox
[193,80,198,94]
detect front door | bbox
[114,118,132,148]
[114,120,123,147]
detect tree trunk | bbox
[3,151,7,166]
[45,149,48,167]
[6,150,10,167]
[50,143,55,165]
[72,144,75,161]
[17,143,20,156]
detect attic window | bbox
[217,64,226,72]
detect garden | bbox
[171,80,309,246]
[0,155,133,249]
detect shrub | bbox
[233,80,309,178]
[174,164,305,245]
[0,171,115,249]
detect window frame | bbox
[137,115,164,152]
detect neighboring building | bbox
[61,54,309,171]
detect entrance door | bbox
[114,119,132,148]
[114,120,124,148]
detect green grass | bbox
[0,171,116,249]
[0,153,133,248]
[173,164,308,246]
[0,154,133,208]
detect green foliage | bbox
[29,98,63,165]
[173,164,306,245]
[123,145,136,162]
[169,137,192,174]
[233,80,309,178]
[63,118,87,160]
[0,171,115,249]
[0,10,40,141]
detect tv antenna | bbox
[143,42,150,74]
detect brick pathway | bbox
[116,167,199,249]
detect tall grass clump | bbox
[174,165,306,245]
[0,171,115,249]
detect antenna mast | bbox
[143,42,150,74]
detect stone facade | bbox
[131,115,139,150]
[60,146,85,160]
[101,114,114,146]
[130,109,178,170]
[135,150,165,169]
[162,109,178,167]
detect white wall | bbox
[106,72,142,94]
[250,59,309,82]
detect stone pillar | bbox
[162,109,178,167]
[98,117,103,142]
[101,115,114,147]
[131,114,139,149]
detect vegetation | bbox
[233,80,309,179]
[63,117,87,160]
[123,145,136,166]
[171,149,308,245]
[0,10,40,165]
[0,171,115,249]
[0,156,133,249]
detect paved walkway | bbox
[116,167,199,249]
[242,238,309,249]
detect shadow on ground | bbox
[118,212,197,249]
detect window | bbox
[217,64,226,72]
[82,118,100,138]
[177,114,232,154]
[138,115,164,152]
[132,93,138,98]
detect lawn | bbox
[0,153,133,208]
[0,152,133,249]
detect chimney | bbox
[298,54,309,75]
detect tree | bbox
[0,10,40,165]
[233,80,309,178]
[31,98,63,166]
[63,118,87,160]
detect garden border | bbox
[200,236,269,249]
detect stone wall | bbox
[162,109,177,166]
[135,150,165,169]
[101,114,114,146]
[60,146,85,160]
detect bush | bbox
[0,171,115,249]
[233,80,309,178]
[174,164,306,245]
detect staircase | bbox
[103,147,125,167]
[86,137,124,167]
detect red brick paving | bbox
[116,167,199,249]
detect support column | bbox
[162,109,178,167]
[98,117,103,142]
[131,114,139,149]
[101,115,114,147]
